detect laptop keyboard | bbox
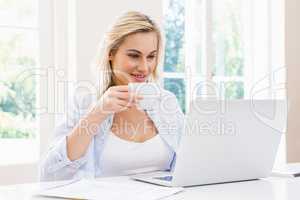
[153,176,173,182]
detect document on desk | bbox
[272,163,300,178]
[36,176,184,200]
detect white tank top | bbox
[99,132,173,177]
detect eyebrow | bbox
[126,49,157,55]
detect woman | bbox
[40,11,184,181]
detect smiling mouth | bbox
[131,74,146,82]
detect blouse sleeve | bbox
[39,93,94,181]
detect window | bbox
[163,0,285,166]
[0,0,39,165]
[163,0,186,112]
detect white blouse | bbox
[99,132,174,177]
[40,88,184,181]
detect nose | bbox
[137,57,149,73]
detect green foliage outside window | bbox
[163,0,186,113]
[163,0,185,73]
[0,32,36,139]
[163,0,245,113]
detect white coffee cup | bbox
[128,82,162,110]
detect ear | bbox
[109,52,114,61]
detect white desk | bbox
[0,177,299,200]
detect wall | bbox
[286,0,300,162]
[69,0,163,83]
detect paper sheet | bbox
[36,176,184,200]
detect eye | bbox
[128,54,139,59]
[147,55,156,60]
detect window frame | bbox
[0,0,55,184]
[162,0,285,107]
[0,0,40,164]
[162,0,286,166]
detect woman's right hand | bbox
[67,86,139,161]
[92,85,142,115]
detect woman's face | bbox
[110,31,158,85]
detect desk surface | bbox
[0,177,299,200]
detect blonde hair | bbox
[95,11,163,98]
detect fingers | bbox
[111,91,129,99]
[117,92,143,102]
[110,86,142,99]
[107,85,143,112]
[110,90,143,101]
[115,99,135,110]
[113,85,129,92]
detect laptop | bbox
[131,99,287,187]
